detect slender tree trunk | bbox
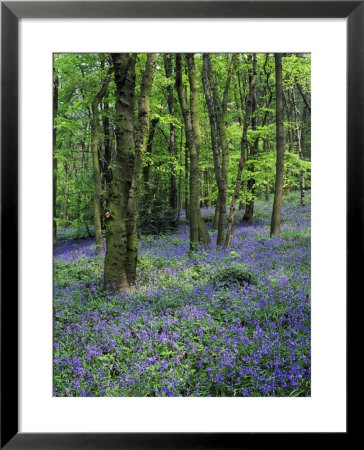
[176,54,210,249]
[292,87,306,206]
[210,54,236,243]
[235,67,249,214]
[101,101,113,225]
[163,54,178,212]
[266,184,270,201]
[200,170,205,207]
[142,117,159,209]
[270,54,286,236]
[202,53,226,245]
[62,163,70,229]
[53,68,58,247]
[177,128,183,221]
[187,54,211,246]
[125,53,157,285]
[225,54,257,247]
[184,145,189,220]
[243,62,258,225]
[206,168,212,208]
[295,79,311,113]
[91,66,113,253]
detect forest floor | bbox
[53,191,311,397]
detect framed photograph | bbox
[1,1,357,448]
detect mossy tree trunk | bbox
[104,53,137,291]
[225,54,257,247]
[62,162,70,229]
[186,54,211,248]
[243,61,258,225]
[163,54,178,212]
[126,53,157,285]
[101,101,113,227]
[291,86,306,206]
[184,145,189,220]
[91,65,113,253]
[104,53,156,291]
[202,53,227,245]
[209,54,236,242]
[270,54,286,236]
[176,54,210,250]
[142,117,159,210]
[53,68,58,247]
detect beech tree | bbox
[202,53,236,245]
[103,53,156,291]
[270,53,285,236]
[225,54,257,247]
[176,53,210,250]
[163,54,178,212]
[91,63,113,253]
[53,67,58,247]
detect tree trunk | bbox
[101,101,113,227]
[206,168,212,207]
[243,64,258,225]
[200,170,205,207]
[202,53,226,245]
[53,68,58,247]
[266,184,270,201]
[295,79,311,113]
[176,54,210,249]
[177,126,183,221]
[91,65,113,253]
[142,117,159,209]
[163,54,178,212]
[184,145,189,220]
[104,54,137,291]
[292,86,306,206]
[270,54,286,236]
[125,53,157,285]
[187,54,211,247]
[225,54,257,247]
[62,163,69,229]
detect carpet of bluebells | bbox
[53,192,311,397]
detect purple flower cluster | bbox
[54,193,311,397]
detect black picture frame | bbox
[1,1,357,448]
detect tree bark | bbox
[91,65,113,253]
[104,53,137,291]
[291,86,306,206]
[295,79,311,113]
[176,54,210,249]
[104,53,156,290]
[53,67,58,247]
[270,54,286,236]
[243,58,258,225]
[225,54,257,247]
[163,54,178,212]
[62,163,70,229]
[101,101,113,226]
[177,128,183,221]
[126,53,157,285]
[202,53,226,245]
[142,117,159,209]
[184,145,189,220]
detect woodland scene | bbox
[53,53,311,397]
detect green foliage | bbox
[212,263,257,287]
[54,52,311,253]
[54,257,102,288]
[138,198,178,235]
